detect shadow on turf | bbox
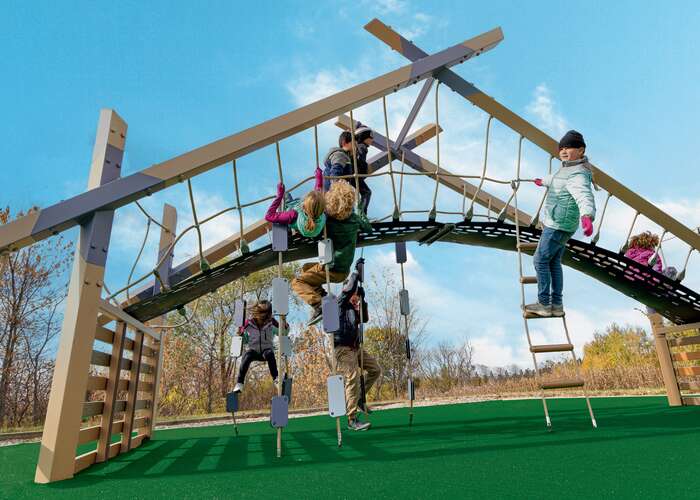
[43,399,700,491]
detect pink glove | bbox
[534,178,543,187]
[277,182,285,197]
[314,167,323,190]
[581,216,593,237]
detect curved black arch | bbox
[125,221,700,325]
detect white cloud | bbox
[526,83,568,138]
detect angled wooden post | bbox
[648,313,682,406]
[35,109,126,483]
[144,203,177,438]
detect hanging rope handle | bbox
[465,115,493,220]
[232,160,249,254]
[620,211,640,253]
[348,110,362,211]
[382,96,401,220]
[398,150,406,218]
[428,82,442,221]
[125,218,151,301]
[274,141,287,457]
[531,155,554,227]
[497,136,524,223]
[649,229,667,268]
[186,179,210,272]
[591,192,612,245]
[316,126,342,446]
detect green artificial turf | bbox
[1,396,699,499]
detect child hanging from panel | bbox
[233,300,279,393]
[527,130,596,317]
[265,167,326,238]
[333,261,381,431]
[292,180,372,325]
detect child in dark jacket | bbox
[291,180,372,325]
[233,301,278,393]
[265,167,326,238]
[323,131,354,192]
[333,266,381,431]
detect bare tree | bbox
[364,266,428,398]
[0,207,71,428]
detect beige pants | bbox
[291,263,347,307]
[335,346,382,420]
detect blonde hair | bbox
[301,190,325,233]
[325,181,355,220]
[250,300,272,326]
[629,231,659,251]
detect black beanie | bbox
[558,130,586,149]
[355,126,373,144]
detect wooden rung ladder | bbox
[511,180,596,429]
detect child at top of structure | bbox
[332,261,381,431]
[291,180,372,325]
[233,300,279,393]
[525,130,596,318]
[624,231,663,275]
[265,167,325,238]
[323,131,354,192]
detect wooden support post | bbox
[96,321,127,462]
[35,109,126,483]
[649,313,682,406]
[144,204,177,438]
[121,330,144,452]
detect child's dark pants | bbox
[237,348,278,383]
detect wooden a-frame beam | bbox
[0,27,503,255]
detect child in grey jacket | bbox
[233,301,278,393]
[525,130,596,317]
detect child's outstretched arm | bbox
[265,183,298,225]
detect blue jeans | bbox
[533,227,573,306]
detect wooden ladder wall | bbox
[74,300,162,474]
[663,321,700,406]
[649,314,700,406]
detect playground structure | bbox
[1,18,700,483]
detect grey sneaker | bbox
[524,303,552,317]
[307,306,323,326]
[551,304,565,317]
[348,418,371,431]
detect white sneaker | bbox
[233,382,244,393]
[551,304,565,317]
[524,303,552,317]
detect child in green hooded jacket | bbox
[525,130,596,318]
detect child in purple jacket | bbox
[624,231,663,279]
[265,167,326,238]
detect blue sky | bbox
[2,0,699,367]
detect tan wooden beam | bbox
[0,27,503,255]
[35,109,126,484]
